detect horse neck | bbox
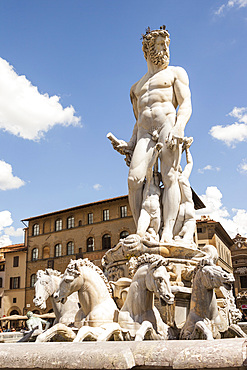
[125,265,154,313]
[76,267,111,313]
[191,269,218,319]
[49,275,63,317]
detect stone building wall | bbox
[23,196,135,314]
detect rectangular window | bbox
[240,276,247,289]
[0,297,1,309]
[67,216,74,229]
[67,242,74,255]
[10,277,20,289]
[47,260,54,269]
[197,228,203,233]
[55,219,62,231]
[33,224,39,236]
[55,244,62,257]
[13,297,16,303]
[120,206,127,218]
[103,209,109,221]
[88,213,93,224]
[13,256,19,267]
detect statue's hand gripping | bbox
[107,132,134,167]
[166,127,184,151]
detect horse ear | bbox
[149,260,161,271]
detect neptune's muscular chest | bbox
[136,69,175,105]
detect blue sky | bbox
[0,0,247,246]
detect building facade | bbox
[196,216,233,273]
[1,244,27,318]
[22,196,234,315]
[230,234,247,311]
[0,256,5,318]
[23,195,135,314]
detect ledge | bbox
[0,338,246,369]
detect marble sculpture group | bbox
[30,26,245,343]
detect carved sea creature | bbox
[33,269,84,327]
[118,254,175,340]
[180,246,235,340]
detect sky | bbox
[0,0,247,246]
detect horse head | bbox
[199,261,234,291]
[145,259,174,306]
[33,269,61,309]
[54,260,81,304]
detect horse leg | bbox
[224,324,247,338]
[36,323,76,342]
[73,326,102,342]
[193,321,214,340]
[135,321,156,341]
[97,323,123,341]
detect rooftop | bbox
[22,192,205,223]
[1,243,26,254]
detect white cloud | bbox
[0,57,81,141]
[93,183,102,191]
[0,160,25,190]
[198,165,220,174]
[210,107,247,146]
[238,159,247,173]
[4,226,24,237]
[0,211,23,248]
[0,211,13,231]
[196,186,247,237]
[215,0,247,14]
[215,4,226,15]
[229,107,247,123]
[0,235,12,248]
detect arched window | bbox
[30,274,37,287]
[31,248,38,261]
[43,246,50,259]
[32,224,39,236]
[54,243,62,257]
[102,234,111,250]
[87,237,94,252]
[67,216,74,229]
[120,230,129,239]
[67,241,74,255]
[0,277,2,288]
[10,309,19,315]
[55,219,62,231]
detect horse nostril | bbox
[165,294,173,300]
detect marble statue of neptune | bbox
[116,27,192,242]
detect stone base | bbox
[0,331,24,343]
[0,339,246,369]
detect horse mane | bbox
[129,253,168,278]
[36,269,62,280]
[69,258,113,297]
[191,257,215,286]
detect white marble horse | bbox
[118,254,175,340]
[33,269,84,327]
[180,246,235,340]
[52,258,120,342]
